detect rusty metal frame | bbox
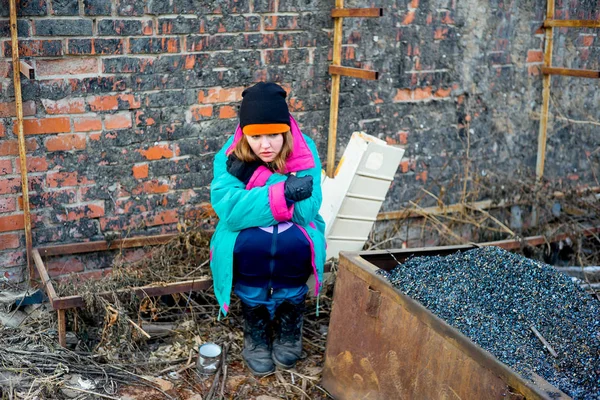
[325,246,570,399]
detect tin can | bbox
[197,342,222,375]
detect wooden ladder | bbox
[327,2,384,177]
[536,1,600,180]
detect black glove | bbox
[284,174,313,202]
[226,154,263,185]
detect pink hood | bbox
[226,115,315,173]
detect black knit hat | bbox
[239,82,291,135]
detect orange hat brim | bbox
[242,124,290,136]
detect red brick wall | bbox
[0,0,598,281]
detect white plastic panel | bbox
[319,131,405,260]
[338,196,383,217]
[348,175,392,197]
[328,218,374,241]
[357,144,404,179]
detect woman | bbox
[209,82,327,376]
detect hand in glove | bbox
[226,154,263,185]
[284,174,313,202]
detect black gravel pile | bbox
[378,246,600,399]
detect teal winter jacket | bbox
[209,116,327,316]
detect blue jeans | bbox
[234,283,308,319]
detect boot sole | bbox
[243,359,275,377]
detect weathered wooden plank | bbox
[51,278,214,310]
[38,233,179,256]
[328,65,379,80]
[326,0,345,178]
[542,67,600,79]
[331,8,383,18]
[543,19,600,28]
[32,249,58,306]
[10,0,34,283]
[57,309,67,347]
[19,60,35,79]
[536,0,555,181]
[377,186,600,220]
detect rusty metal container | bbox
[322,245,571,400]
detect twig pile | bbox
[0,313,156,399]
[1,284,335,399]
[56,223,213,299]
[369,171,600,293]
[48,223,215,359]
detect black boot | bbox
[272,300,304,369]
[241,304,275,376]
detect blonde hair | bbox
[233,130,294,173]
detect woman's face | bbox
[246,133,285,163]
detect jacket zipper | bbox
[267,224,278,297]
